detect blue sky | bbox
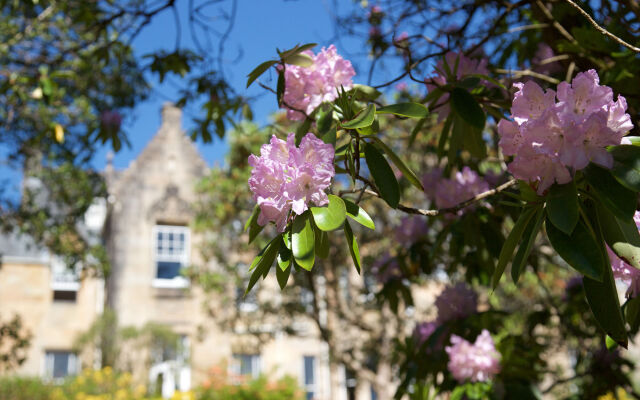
[95,0,380,172]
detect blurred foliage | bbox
[0,314,31,372]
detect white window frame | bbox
[43,350,79,381]
[50,256,80,292]
[152,224,190,288]
[302,355,316,400]
[230,353,261,381]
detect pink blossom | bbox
[423,167,490,213]
[435,283,478,324]
[371,252,402,284]
[100,110,122,131]
[282,45,355,121]
[498,70,632,194]
[608,212,640,298]
[248,133,335,232]
[532,44,562,75]
[395,216,429,245]
[414,321,438,346]
[394,31,409,45]
[446,330,501,383]
[425,52,490,122]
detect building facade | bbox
[0,104,379,400]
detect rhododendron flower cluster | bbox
[248,133,335,232]
[423,167,490,212]
[608,212,640,298]
[445,330,501,383]
[435,283,478,324]
[425,51,490,122]
[282,45,355,121]
[395,216,429,245]
[498,69,633,194]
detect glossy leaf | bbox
[283,52,313,67]
[276,264,291,290]
[511,206,545,283]
[364,143,400,209]
[453,114,485,159]
[492,207,537,289]
[545,217,605,281]
[344,220,361,274]
[316,103,334,137]
[277,240,292,271]
[246,238,279,295]
[278,42,317,60]
[292,212,315,271]
[597,204,640,270]
[368,137,424,191]
[342,104,376,129]
[311,195,347,231]
[246,60,277,88]
[546,181,579,235]
[450,87,485,130]
[585,163,637,220]
[610,145,640,192]
[315,227,330,259]
[343,199,375,230]
[376,103,429,118]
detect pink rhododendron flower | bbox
[608,212,640,298]
[446,330,501,383]
[423,167,490,213]
[248,133,335,232]
[498,70,633,194]
[371,252,402,284]
[532,43,562,75]
[282,45,355,121]
[435,283,478,324]
[414,321,437,346]
[395,216,429,245]
[425,52,490,122]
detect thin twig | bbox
[564,0,640,53]
[495,68,560,84]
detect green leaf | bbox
[343,199,375,229]
[283,52,313,67]
[311,195,347,231]
[278,43,317,60]
[245,205,265,244]
[341,104,376,129]
[364,143,400,209]
[277,240,292,271]
[605,335,618,350]
[408,118,426,147]
[376,103,429,118]
[368,137,424,191]
[276,70,285,107]
[344,220,361,273]
[585,163,637,220]
[610,145,640,192]
[246,238,279,295]
[545,217,605,281]
[292,212,315,271]
[316,103,334,137]
[450,87,486,130]
[350,84,382,101]
[437,114,453,159]
[583,261,628,347]
[546,181,579,235]
[315,227,330,258]
[492,207,537,289]
[626,295,640,333]
[596,204,640,270]
[246,60,277,88]
[276,264,291,290]
[511,206,545,283]
[295,117,312,145]
[452,114,485,159]
[321,127,337,145]
[356,119,379,136]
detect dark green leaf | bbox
[368,137,424,191]
[278,43,317,60]
[311,195,347,231]
[276,70,285,107]
[364,143,400,208]
[610,145,640,192]
[408,118,426,147]
[492,207,537,289]
[276,264,291,290]
[292,212,315,271]
[546,181,579,235]
[545,217,605,281]
[453,114,486,159]
[626,296,640,333]
[344,220,361,273]
[315,227,330,258]
[376,103,429,118]
[341,104,376,129]
[343,199,375,229]
[437,114,453,159]
[585,163,637,220]
[246,238,279,295]
[356,119,379,136]
[321,126,337,145]
[277,240,292,271]
[350,84,382,101]
[511,206,545,283]
[246,60,277,88]
[450,87,485,130]
[316,103,333,137]
[245,205,265,244]
[295,117,312,145]
[596,204,640,270]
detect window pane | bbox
[47,352,71,379]
[157,261,182,279]
[304,356,315,385]
[306,392,314,400]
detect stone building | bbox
[0,103,383,400]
